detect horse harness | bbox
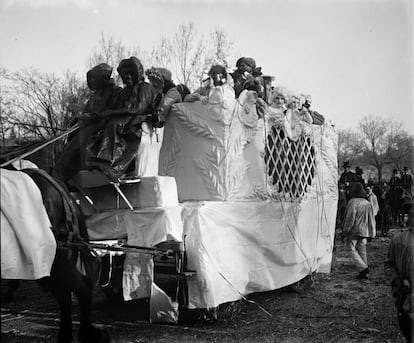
[23,169,101,280]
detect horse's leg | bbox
[1,279,20,302]
[74,273,109,343]
[38,277,73,343]
[39,248,77,343]
[75,275,98,342]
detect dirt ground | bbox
[1,227,407,343]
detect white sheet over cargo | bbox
[182,197,336,309]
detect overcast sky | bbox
[0,0,413,134]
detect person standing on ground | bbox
[354,166,365,186]
[367,184,379,233]
[386,200,413,342]
[337,183,348,230]
[401,166,413,194]
[342,182,376,279]
[339,161,355,200]
[389,169,402,189]
[388,169,404,226]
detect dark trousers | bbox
[53,123,101,182]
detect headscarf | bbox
[86,63,113,90]
[117,56,144,83]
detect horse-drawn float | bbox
[1,86,338,331]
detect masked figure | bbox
[86,57,161,181]
[230,57,257,98]
[52,63,121,182]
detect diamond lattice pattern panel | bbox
[265,124,316,202]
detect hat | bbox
[349,182,367,199]
[155,67,172,82]
[145,67,165,92]
[117,56,144,82]
[236,57,256,70]
[86,63,112,89]
[343,161,350,168]
[208,65,227,77]
[355,166,363,175]
[403,166,409,171]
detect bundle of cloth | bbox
[1,168,56,280]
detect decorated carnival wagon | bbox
[63,85,339,323]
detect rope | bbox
[0,123,80,168]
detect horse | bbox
[1,164,110,343]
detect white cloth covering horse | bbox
[1,168,56,279]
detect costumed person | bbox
[52,63,121,182]
[268,86,288,120]
[301,94,325,125]
[342,182,376,279]
[265,85,289,190]
[230,57,258,98]
[283,91,313,141]
[241,76,267,119]
[386,200,414,342]
[146,67,190,121]
[86,56,162,181]
[184,64,235,108]
[137,67,189,177]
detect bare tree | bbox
[169,22,207,90]
[0,80,13,146]
[208,28,234,67]
[87,26,236,91]
[386,127,414,172]
[337,128,364,168]
[87,32,148,84]
[357,115,394,182]
[148,37,173,70]
[0,68,88,162]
